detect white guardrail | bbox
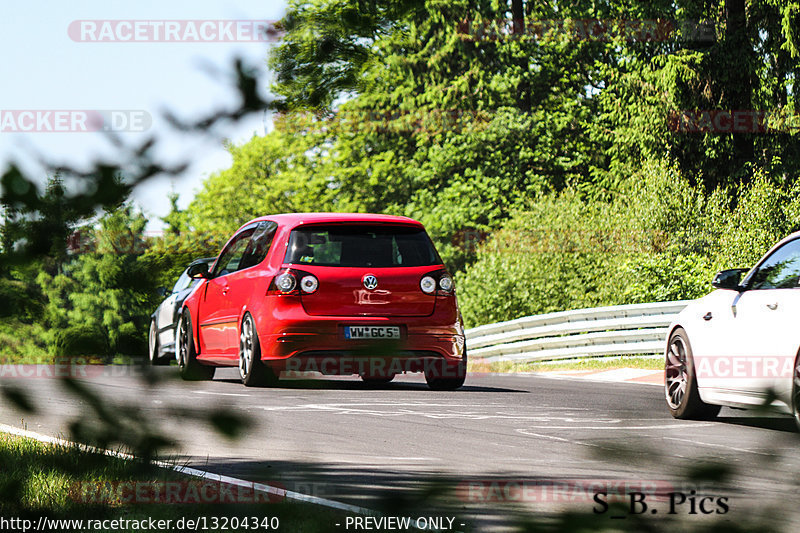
[464,301,690,364]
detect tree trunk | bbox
[725,0,753,185]
[511,0,530,113]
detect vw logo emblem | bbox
[362,274,378,290]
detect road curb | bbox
[476,368,664,386]
[532,368,663,386]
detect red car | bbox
[176,213,466,390]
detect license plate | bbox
[344,326,401,340]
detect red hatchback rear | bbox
[176,213,467,390]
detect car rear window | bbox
[284,225,442,267]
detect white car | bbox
[665,232,800,427]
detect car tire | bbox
[665,328,720,420]
[425,357,466,391]
[177,311,215,381]
[239,313,279,387]
[148,319,168,366]
[360,374,395,385]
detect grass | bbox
[468,355,663,373]
[0,433,347,532]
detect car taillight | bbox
[420,276,436,294]
[268,269,318,295]
[275,272,297,293]
[300,274,319,294]
[420,270,454,295]
[438,274,454,292]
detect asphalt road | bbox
[1,366,799,531]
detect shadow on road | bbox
[183,457,582,531]
[211,375,527,393]
[178,456,768,532]
[714,415,797,433]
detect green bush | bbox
[0,278,35,320]
[0,266,45,322]
[712,173,800,270]
[0,320,49,363]
[456,190,636,327]
[622,253,711,304]
[458,162,800,328]
[50,324,109,358]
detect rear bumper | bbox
[254,295,465,375]
[273,352,464,377]
[262,335,465,376]
[261,330,463,358]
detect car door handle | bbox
[766,303,778,310]
[222,287,229,295]
[702,312,713,321]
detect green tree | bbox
[37,204,160,357]
[262,0,625,268]
[185,0,800,300]
[1,173,84,275]
[186,114,357,238]
[161,191,190,238]
[595,0,800,190]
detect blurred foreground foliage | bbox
[0,56,266,479]
[0,2,798,530]
[1,430,790,532]
[0,434,346,532]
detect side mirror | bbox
[156,287,169,297]
[187,262,211,280]
[711,268,749,290]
